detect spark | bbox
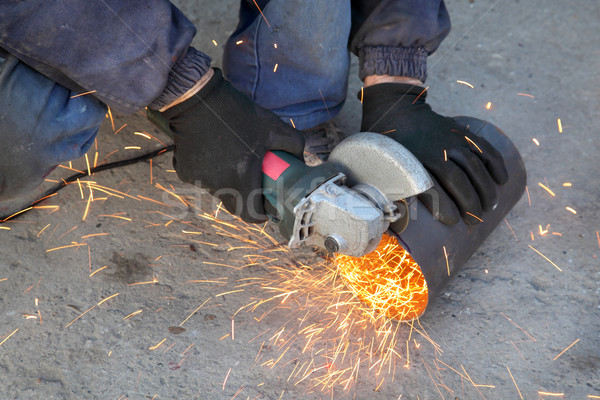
[273,43,278,49]
[212,39,218,46]
[360,87,364,103]
[289,118,296,128]
[588,396,600,399]
[273,63,278,72]
[596,231,600,249]
[65,305,95,328]
[538,392,565,397]
[123,310,142,320]
[124,146,141,150]
[232,319,235,341]
[81,233,109,239]
[506,365,523,399]
[504,219,518,241]
[0,329,18,347]
[70,90,96,98]
[412,87,428,104]
[149,338,167,350]
[0,227,10,231]
[562,182,572,187]
[252,0,271,27]
[532,138,540,146]
[127,275,159,286]
[557,118,563,133]
[565,207,577,214]
[97,293,119,306]
[538,182,556,197]
[443,246,450,276]
[334,234,428,321]
[486,101,492,110]
[235,40,243,45]
[0,278,6,282]
[465,212,483,222]
[114,123,127,135]
[46,242,87,252]
[107,106,115,131]
[456,80,474,88]
[1,207,33,222]
[526,186,531,206]
[179,298,211,326]
[223,368,232,390]
[553,338,580,361]
[465,136,483,153]
[134,131,151,139]
[82,186,93,221]
[517,92,536,98]
[529,245,562,272]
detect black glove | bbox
[361,83,508,225]
[161,69,305,223]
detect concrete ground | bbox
[1,0,599,399]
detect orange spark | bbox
[529,245,562,272]
[65,305,95,328]
[526,186,531,206]
[565,207,577,214]
[506,365,523,399]
[235,40,243,45]
[334,234,428,321]
[486,101,492,110]
[533,138,540,146]
[465,212,483,222]
[70,90,96,98]
[123,310,143,320]
[107,107,115,131]
[504,219,518,241]
[273,63,278,72]
[134,131,151,139]
[252,0,271,28]
[557,118,563,133]
[179,298,211,326]
[517,93,536,98]
[553,338,580,361]
[212,39,218,46]
[562,182,572,187]
[127,275,159,286]
[0,328,18,347]
[223,368,232,390]
[124,146,141,150]
[97,293,119,306]
[465,136,483,153]
[89,266,108,277]
[149,338,167,350]
[0,227,11,231]
[46,243,87,252]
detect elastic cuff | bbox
[358,46,428,83]
[149,47,212,110]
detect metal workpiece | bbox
[393,116,527,316]
[327,132,433,201]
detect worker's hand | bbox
[360,83,508,225]
[160,68,304,223]
[0,52,106,201]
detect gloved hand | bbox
[361,83,508,225]
[0,51,107,201]
[160,68,305,223]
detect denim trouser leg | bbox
[223,0,352,130]
[0,51,106,203]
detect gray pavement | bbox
[0,0,599,399]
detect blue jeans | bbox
[223,0,352,130]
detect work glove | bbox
[0,51,106,201]
[361,83,508,225]
[160,68,305,223]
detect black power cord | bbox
[0,145,174,222]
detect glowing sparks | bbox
[97,293,119,306]
[557,118,563,133]
[273,63,278,72]
[538,182,556,197]
[334,234,428,321]
[223,367,232,390]
[465,212,483,222]
[517,92,536,98]
[529,245,562,272]
[506,365,523,399]
[486,101,492,110]
[443,246,450,276]
[123,310,143,320]
[465,136,483,153]
[538,391,565,397]
[235,40,243,45]
[565,206,577,214]
[562,182,572,187]
[212,39,218,46]
[65,306,95,328]
[124,146,141,150]
[553,338,580,361]
[149,338,167,350]
[70,90,96,98]
[456,80,474,88]
[532,138,540,146]
[252,0,271,28]
[0,329,18,347]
